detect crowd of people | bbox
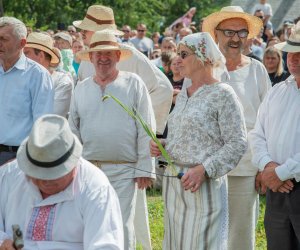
[0,0,300,249]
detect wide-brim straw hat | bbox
[25,32,60,65]
[275,21,300,52]
[17,114,82,180]
[202,6,263,41]
[73,5,123,36]
[77,29,132,61]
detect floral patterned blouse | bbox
[166,82,247,179]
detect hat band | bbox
[90,41,119,48]
[287,40,300,46]
[85,14,115,25]
[26,139,75,168]
[26,42,53,53]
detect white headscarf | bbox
[178,32,229,81]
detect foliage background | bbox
[0,0,229,32]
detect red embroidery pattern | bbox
[32,205,54,241]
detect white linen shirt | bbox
[69,71,156,180]
[221,58,271,176]
[0,158,124,250]
[249,76,300,181]
[51,71,73,118]
[77,44,172,134]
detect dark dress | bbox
[269,71,290,86]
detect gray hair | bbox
[0,17,27,40]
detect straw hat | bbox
[25,32,60,65]
[73,5,123,35]
[17,114,82,180]
[202,6,263,41]
[275,21,300,52]
[77,30,132,61]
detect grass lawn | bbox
[145,189,267,250]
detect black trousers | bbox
[0,151,16,166]
[265,180,300,250]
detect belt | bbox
[0,144,19,153]
[89,160,136,168]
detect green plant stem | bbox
[102,94,178,176]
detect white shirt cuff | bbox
[275,164,291,181]
[258,155,273,171]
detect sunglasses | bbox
[122,30,130,33]
[177,51,194,60]
[216,28,249,38]
[137,30,146,32]
[152,54,160,59]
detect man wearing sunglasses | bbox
[203,6,271,250]
[130,24,153,57]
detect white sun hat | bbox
[275,21,300,53]
[17,114,82,180]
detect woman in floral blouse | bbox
[150,32,247,250]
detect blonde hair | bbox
[263,46,284,77]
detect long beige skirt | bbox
[163,167,228,250]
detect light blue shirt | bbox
[0,54,54,146]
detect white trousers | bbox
[134,189,152,250]
[111,179,137,250]
[227,176,259,250]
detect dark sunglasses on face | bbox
[216,28,249,38]
[177,51,194,59]
[137,30,146,32]
[122,30,130,33]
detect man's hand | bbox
[255,172,267,194]
[278,180,294,193]
[181,164,206,193]
[0,239,17,250]
[261,162,282,192]
[135,177,153,190]
[150,139,164,157]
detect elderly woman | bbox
[150,32,247,250]
[263,46,290,86]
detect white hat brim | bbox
[17,135,82,180]
[77,46,132,61]
[274,41,300,53]
[202,11,263,41]
[73,19,124,36]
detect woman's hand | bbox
[150,139,164,157]
[181,164,207,192]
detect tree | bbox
[2,0,229,32]
[0,0,4,17]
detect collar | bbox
[0,53,27,74]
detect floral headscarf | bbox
[178,32,229,81]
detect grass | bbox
[145,189,267,250]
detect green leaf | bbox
[102,94,178,176]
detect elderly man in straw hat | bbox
[73,5,172,250]
[202,6,272,250]
[0,114,123,249]
[249,21,300,250]
[24,32,73,118]
[0,17,54,166]
[69,29,155,250]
